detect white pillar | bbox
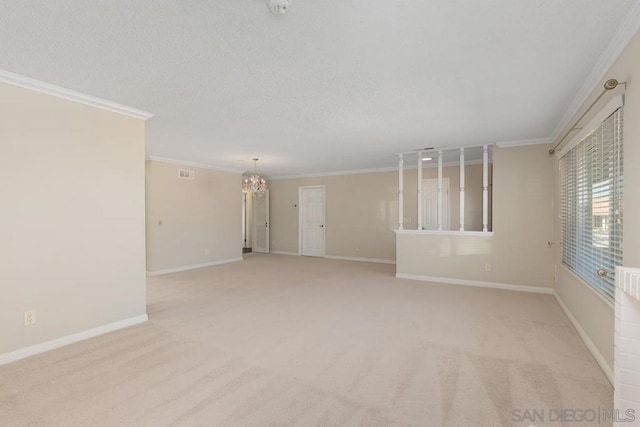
[417,152,423,230]
[437,150,443,231]
[398,154,404,230]
[459,148,465,231]
[483,145,489,232]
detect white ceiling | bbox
[1,1,638,177]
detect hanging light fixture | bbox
[267,0,290,15]
[243,158,268,197]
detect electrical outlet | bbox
[24,310,36,327]
[484,263,491,272]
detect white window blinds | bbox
[559,107,623,302]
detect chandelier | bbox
[243,158,268,197]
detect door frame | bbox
[242,191,247,249]
[252,189,269,253]
[298,185,326,256]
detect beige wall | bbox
[270,171,398,260]
[397,145,555,288]
[269,164,489,261]
[552,30,640,371]
[0,82,147,355]
[145,160,242,272]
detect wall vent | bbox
[178,169,195,180]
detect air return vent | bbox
[178,169,195,180]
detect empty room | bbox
[2,1,640,426]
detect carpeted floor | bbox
[1,254,612,426]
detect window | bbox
[559,107,623,302]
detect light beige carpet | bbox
[1,254,612,426]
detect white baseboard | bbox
[553,291,614,385]
[325,255,396,265]
[268,252,396,266]
[147,257,242,276]
[395,273,553,295]
[267,252,396,265]
[0,314,148,366]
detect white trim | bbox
[325,255,396,265]
[147,156,244,174]
[268,252,395,265]
[395,143,495,156]
[146,257,242,276]
[395,229,494,237]
[298,185,326,257]
[553,291,614,385]
[270,251,300,256]
[482,145,489,232]
[459,148,465,231]
[0,70,154,120]
[399,155,404,230]
[396,273,552,295]
[495,138,552,148]
[0,314,148,366]
[616,266,640,299]
[550,1,640,143]
[274,166,400,180]
[252,189,270,254]
[269,160,487,180]
[556,95,624,158]
[437,150,443,231]
[417,153,423,230]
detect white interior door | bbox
[423,178,449,230]
[253,190,269,253]
[300,186,325,257]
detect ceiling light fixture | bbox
[422,157,433,161]
[267,0,290,15]
[243,158,268,197]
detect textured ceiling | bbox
[0,1,637,176]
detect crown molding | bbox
[549,1,640,143]
[495,138,552,148]
[0,70,154,120]
[269,159,487,180]
[270,166,398,180]
[146,156,245,174]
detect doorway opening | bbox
[242,191,253,253]
[253,189,270,253]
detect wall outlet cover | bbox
[24,310,36,327]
